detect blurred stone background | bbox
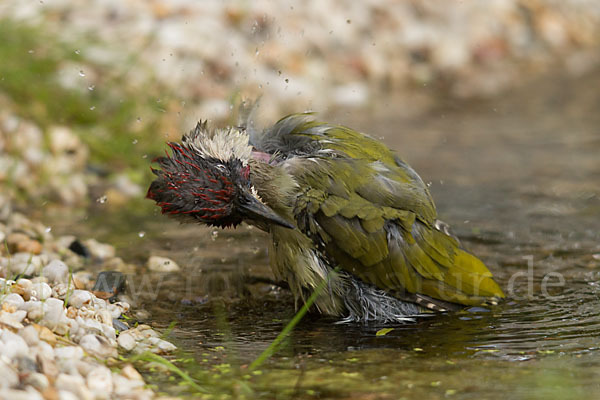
[1,0,599,207]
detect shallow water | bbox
[55,67,600,399]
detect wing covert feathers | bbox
[252,113,504,308]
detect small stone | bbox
[0,360,18,388]
[0,310,26,329]
[54,345,84,360]
[52,283,69,299]
[145,335,176,353]
[68,290,92,308]
[12,278,32,299]
[120,364,143,381]
[0,329,29,359]
[36,325,57,346]
[6,233,43,255]
[0,387,44,400]
[83,239,115,260]
[19,325,40,346]
[42,259,69,284]
[36,352,59,380]
[8,253,43,276]
[134,309,151,321]
[112,374,145,397]
[38,298,66,333]
[56,373,93,400]
[147,256,180,272]
[1,293,24,308]
[79,334,117,358]
[112,318,129,333]
[1,302,16,313]
[72,271,93,290]
[86,366,113,395]
[24,300,43,320]
[23,372,49,392]
[67,239,90,258]
[117,331,136,351]
[30,282,52,300]
[76,316,104,335]
[57,390,79,400]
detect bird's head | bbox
[146,121,293,229]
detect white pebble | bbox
[83,239,116,260]
[56,373,92,400]
[68,290,92,308]
[19,325,40,346]
[79,334,117,358]
[8,253,43,275]
[24,300,43,320]
[76,316,104,335]
[117,332,136,351]
[147,255,180,272]
[42,259,69,283]
[112,374,145,397]
[0,329,29,360]
[0,387,44,400]
[57,390,79,400]
[30,282,52,300]
[0,360,18,388]
[24,372,49,391]
[0,310,26,329]
[107,304,122,319]
[87,366,113,395]
[1,293,24,308]
[54,345,84,360]
[39,298,66,332]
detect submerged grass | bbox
[122,269,338,398]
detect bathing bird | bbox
[147,112,504,322]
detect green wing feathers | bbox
[264,114,504,307]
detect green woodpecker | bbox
[147,113,504,322]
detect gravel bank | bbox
[0,195,177,400]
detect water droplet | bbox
[138,231,146,238]
[89,106,96,110]
[96,195,107,204]
[28,49,34,54]
[88,85,95,91]
[284,78,289,83]
[136,117,142,122]
[132,139,138,144]
[211,230,219,241]
[426,181,432,187]
[45,227,52,233]
[79,70,85,77]
[74,49,80,55]
[142,154,148,159]
[346,19,351,24]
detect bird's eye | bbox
[215,164,227,173]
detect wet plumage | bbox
[147,113,504,322]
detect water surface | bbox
[55,67,600,399]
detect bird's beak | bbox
[239,192,295,229]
